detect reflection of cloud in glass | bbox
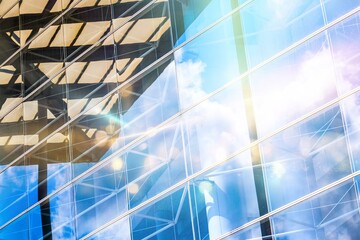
[176,49,257,239]
[1,166,31,187]
[176,48,250,169]
[93,218,131,240]
[47,164,74,239]
[328,22,360,172]
[271,0,298,20]
[330,29,360,178]
[0,165,39,233]
[176,49,207,108]
[252,45,337,135]
[272,162,285,177]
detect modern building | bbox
[0,0,359,239]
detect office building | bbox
[0,0,359,239]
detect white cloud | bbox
[252,46,338,135]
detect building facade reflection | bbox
[0,0,360,239]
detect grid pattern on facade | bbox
[0,0,360,239]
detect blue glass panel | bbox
[120,59,180,146]
[182,80,250,174]
[261,105,352,211]
[0,205,42,240]
[188,151,259,239]
[241,0,325,67]
[323,0,360,22]
[88,217,131,240]
[170,0,237,46]
[88,187,193,240]
[270,179,359,240]
[0,166,41,239]
[329,13,360,95]
[175,13,245,109]
[48,164,76,239]
[250,33,338,137]
[329,13,360,172]
[221,222,263,240]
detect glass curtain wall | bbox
[0,0,359,239]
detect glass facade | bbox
[0,0,359,239]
